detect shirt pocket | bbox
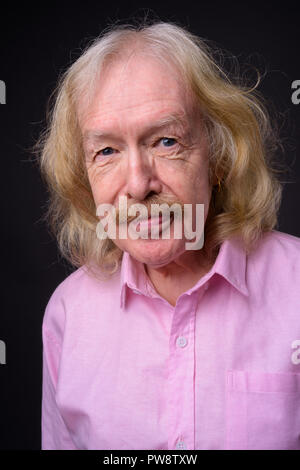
[225,370,300,450]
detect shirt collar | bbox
[212,235,249,297]
[120,252,149,308]
[120,236,249,308]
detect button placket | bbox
[167,295,197,451]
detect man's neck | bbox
[144,249,216,307]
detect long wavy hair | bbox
[35,20,284,276]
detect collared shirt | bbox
[41,230,300,450]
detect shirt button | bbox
[176,440,186,450]
[176,336,188,348]
[204,283,209,291]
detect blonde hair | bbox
[35,20,283,275]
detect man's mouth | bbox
[134,213,174,237]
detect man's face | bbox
[80,52,212,268]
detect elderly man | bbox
[39,21,300,450]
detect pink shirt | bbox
[41,230,300,450]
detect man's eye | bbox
[159,137,177,147]
[97,147,115,157]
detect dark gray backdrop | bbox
[0,1,299,450]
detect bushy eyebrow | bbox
[82,112,190,147]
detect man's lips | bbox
[137,215,162,230]
[134,213,174,234]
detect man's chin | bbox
[119,238,185,268]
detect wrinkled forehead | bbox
[76,50,198,127]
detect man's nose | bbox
[125,148,162,201]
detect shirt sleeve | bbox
[41,327,78,450]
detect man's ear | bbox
[210,167,222,187]
[210,161,225,188]
[211,174,219,186]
